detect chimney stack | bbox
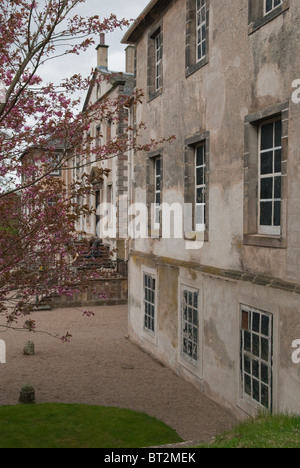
[96,33,109,70]
[125,45,135,74]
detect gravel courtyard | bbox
[0,305,237,443]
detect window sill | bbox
[244,233,286,249]
[148,88,163,103]
[184,230,208,242]
[238,397,265,418]
[186,56,209,78]
[248,0,290,35]
[142,328,158,347]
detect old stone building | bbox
[122,0,300,418]
[75,34,135,263]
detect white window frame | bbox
[195,144,206,232]
[141,267,158,346]
[196,0,207,63]
[264,0,283,16]
[258,119,282,236]
[240,305,273,412]
[155,32,162,92]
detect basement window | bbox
[182,289,199,366]
[241,305,273,411]
[144,273,156,335]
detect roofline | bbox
[121,0,160,44]
[82,68,131,113]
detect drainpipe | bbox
[123,105,133,261]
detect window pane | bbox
[273,201,281,226]
[195,204,205,225]
[261,123,274,150]
[261,384,269,409]
[253,312,260,333]
[274,176,281,199]
[266,0,273,13]
[275,120,282,147]
[244,354,251,374]
[261,337,269,362]
[261,151,273,175]
[197,167,204,186]
[261,177,273,199]
[275,149,282,173]
[260,202,272,226]
[197,146,205,166]
[197,188,205,204]
[252,359,260,379]
[193,310,198,326]
[253,334,260,357]
[261,315,270,337]
[253,379,260,402]
[261,363,269,384]
[193,344,198,362]
[242,310,249,330]
[244,331,251,353]
[245,374,251,396]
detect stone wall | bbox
[48,277,128,309]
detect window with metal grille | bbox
[259,119,282,236]
[144,273,156,334]
[265,0,283,15]
[182,289,199,366]
[196,0,207,62]
[241,306,273,411]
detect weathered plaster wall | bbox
[129,252,300,417]
[128,0,300,417]
[132,0,300,282]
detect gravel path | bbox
[0,305,237,443]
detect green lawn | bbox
[198,414,300,448]
[0,403,183,448]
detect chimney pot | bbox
[100,32,105,45]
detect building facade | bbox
[122,0,300,418]
[75,35,135,262]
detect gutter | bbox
[121,0,160,44]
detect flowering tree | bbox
[0,0,175,340]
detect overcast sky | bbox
[40,0,149,87]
